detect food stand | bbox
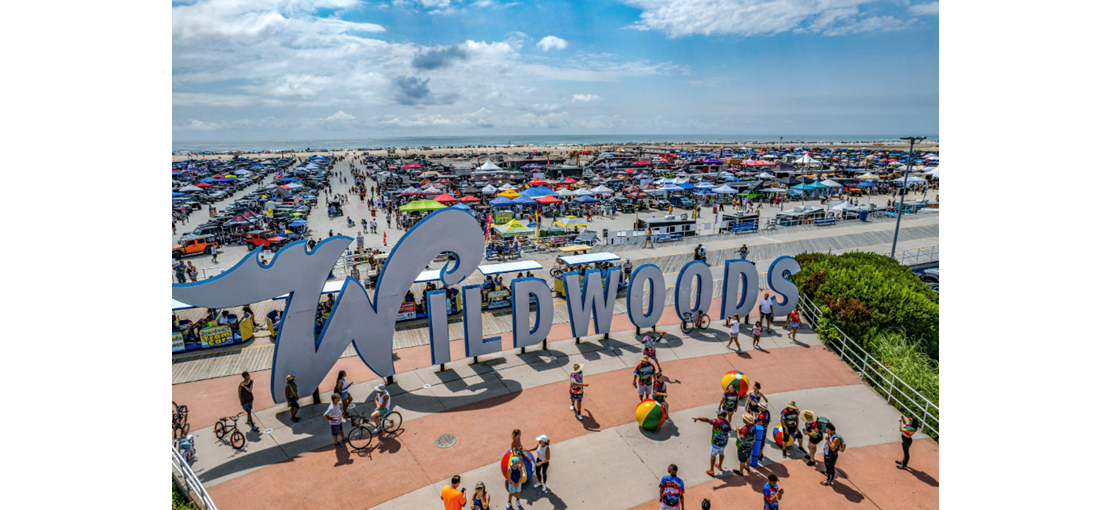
[552,252,626,298]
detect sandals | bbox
[706,470,716,476]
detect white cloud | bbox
[179,119,222,131]
[908,2,939,15]
[379,108,495,128]
[623,0,906,37]
[537,35,568,51]
[572,94,601,102]
[325,110,355,122]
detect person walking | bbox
[471,481,488,510]
[801,410,821,466]
[820,423,843,486]
[238,371,259,432]
[335,370,353,419]
[737,244,749,261]
[187,262,198,282]
[719,383,741,423]
[787,308,801,342]
[569,363,588,420]
[896,415,919,470]
[755,401,771,461]
[506,455,525,510]
[732,413,757,476]
[209,244,218,264]
[779,400,802,457]
[440,475,468,510]
[651,371,670,420]
[759,293,774,330]
[725,314,742,352]
[633,355,659,402]
[692,410,732,476]
[659,464,685,510]
[751,322,763,350]
[284,374,300,422]
[762,474,784,510]
[527,435,551,493]
[173,261,187,283]
[324,393,347,446]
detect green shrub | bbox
[794,252,939,360]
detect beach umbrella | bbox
[399,200,446,212]
[573,195,600,204]
[433,193,458,204]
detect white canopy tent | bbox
[479,159,501,171]
[923,167,940,178]
[481,184,498,194]
[711,184,738,194]
[820,179,843,188]
[590,185,614,194]
[794,154,820,165]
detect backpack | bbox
[817,416,829,436]
[832,432,846,452]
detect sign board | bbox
[172,332,185,353]
[199,325,234,348]
[397,301,417,321]
[493,211,514,224]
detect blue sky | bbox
[172,0,939,140]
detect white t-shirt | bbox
[325,403,344,424]
[760,298,773,314]
[730,321,741,335]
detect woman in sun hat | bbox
[569,363,588,420]
[801,410,822,466]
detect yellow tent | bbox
[493,219,532,236]
[497,189,521,198]
[554,216,588,228]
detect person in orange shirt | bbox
[441,475,468,510]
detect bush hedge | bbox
[794,251,939,360]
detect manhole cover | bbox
[435,434,458,449]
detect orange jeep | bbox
[172,234,219,260]
[245,230,288,251]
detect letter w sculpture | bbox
[172,209,484,401]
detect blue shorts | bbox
[789,321,799,328]
[330,423,343,436]
[287,399,300,410]
[570,393,582,402]
[340,391,349,400]
[241,402,253,413]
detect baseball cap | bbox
[717,410,727,417]
[375,384,386,392]
[536,435,549,442]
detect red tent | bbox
[632,160,650,166]
[528,178,548,186]
[459,195,480,203]
[196,182,212,187]
[433,193,457,204]
[535,194,562,204]
[401,163,422,169]
[625,168,636,173]
[563,177,577,183]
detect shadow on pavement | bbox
[905,466,939,487]
[638,419,681,441]
[526,488,568,510]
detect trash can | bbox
[371,209,376,217]
[858,210,869,222]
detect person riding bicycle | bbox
[371,384,391,433]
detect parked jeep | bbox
[172,234,219,260]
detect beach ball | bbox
[636,399,667,430]
[722,370,751,395]
[772,425,794,448]
[499,450,535,484]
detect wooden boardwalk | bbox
[172,217,938,384]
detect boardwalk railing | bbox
[796,293,940,438]
[893,245,939,266]
[172,444,218,510]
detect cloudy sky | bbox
[172,0,939,141]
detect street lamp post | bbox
[890,136,926,257]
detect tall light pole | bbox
[890,136,925,257]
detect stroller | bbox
[174,434,198,464]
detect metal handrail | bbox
[796,294,940,437]
[172,445,218,510]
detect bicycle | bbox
[346,407,403,450]
[680,310,710,333]
[172,401,190,439]
[213,412,246,449]
[174,434,198,464]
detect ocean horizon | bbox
[172,134,940,153]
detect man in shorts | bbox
[651,371,669,419]
[692,410,732,476]
[506,456,525,510]
[238,371,259,432]
[779,400,802,457]
[659,464,685,510]
[733,413,757,476]
[633,356,658,402]
[759,293,774,330]
[284,374,300,422]
[371,384,391,433]
[324,393,347,446]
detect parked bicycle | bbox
[213,412,246,449]
[346,406,403,450]
[172,401,190,439]
[174,434,198,464]
[680,310,710,333]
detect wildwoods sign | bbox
[172,209,799,401]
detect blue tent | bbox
[522,186,555,196]
[678,182,697,190]
[289,219,308,226]
[857,182,875,188]
[573,196,600,204]
[489,196,515,206]
[171,192,185,197]
[512,195,538,205]
[449,203,472,211]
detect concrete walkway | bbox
[173,315,938,510]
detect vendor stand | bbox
[552,251,626,298]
